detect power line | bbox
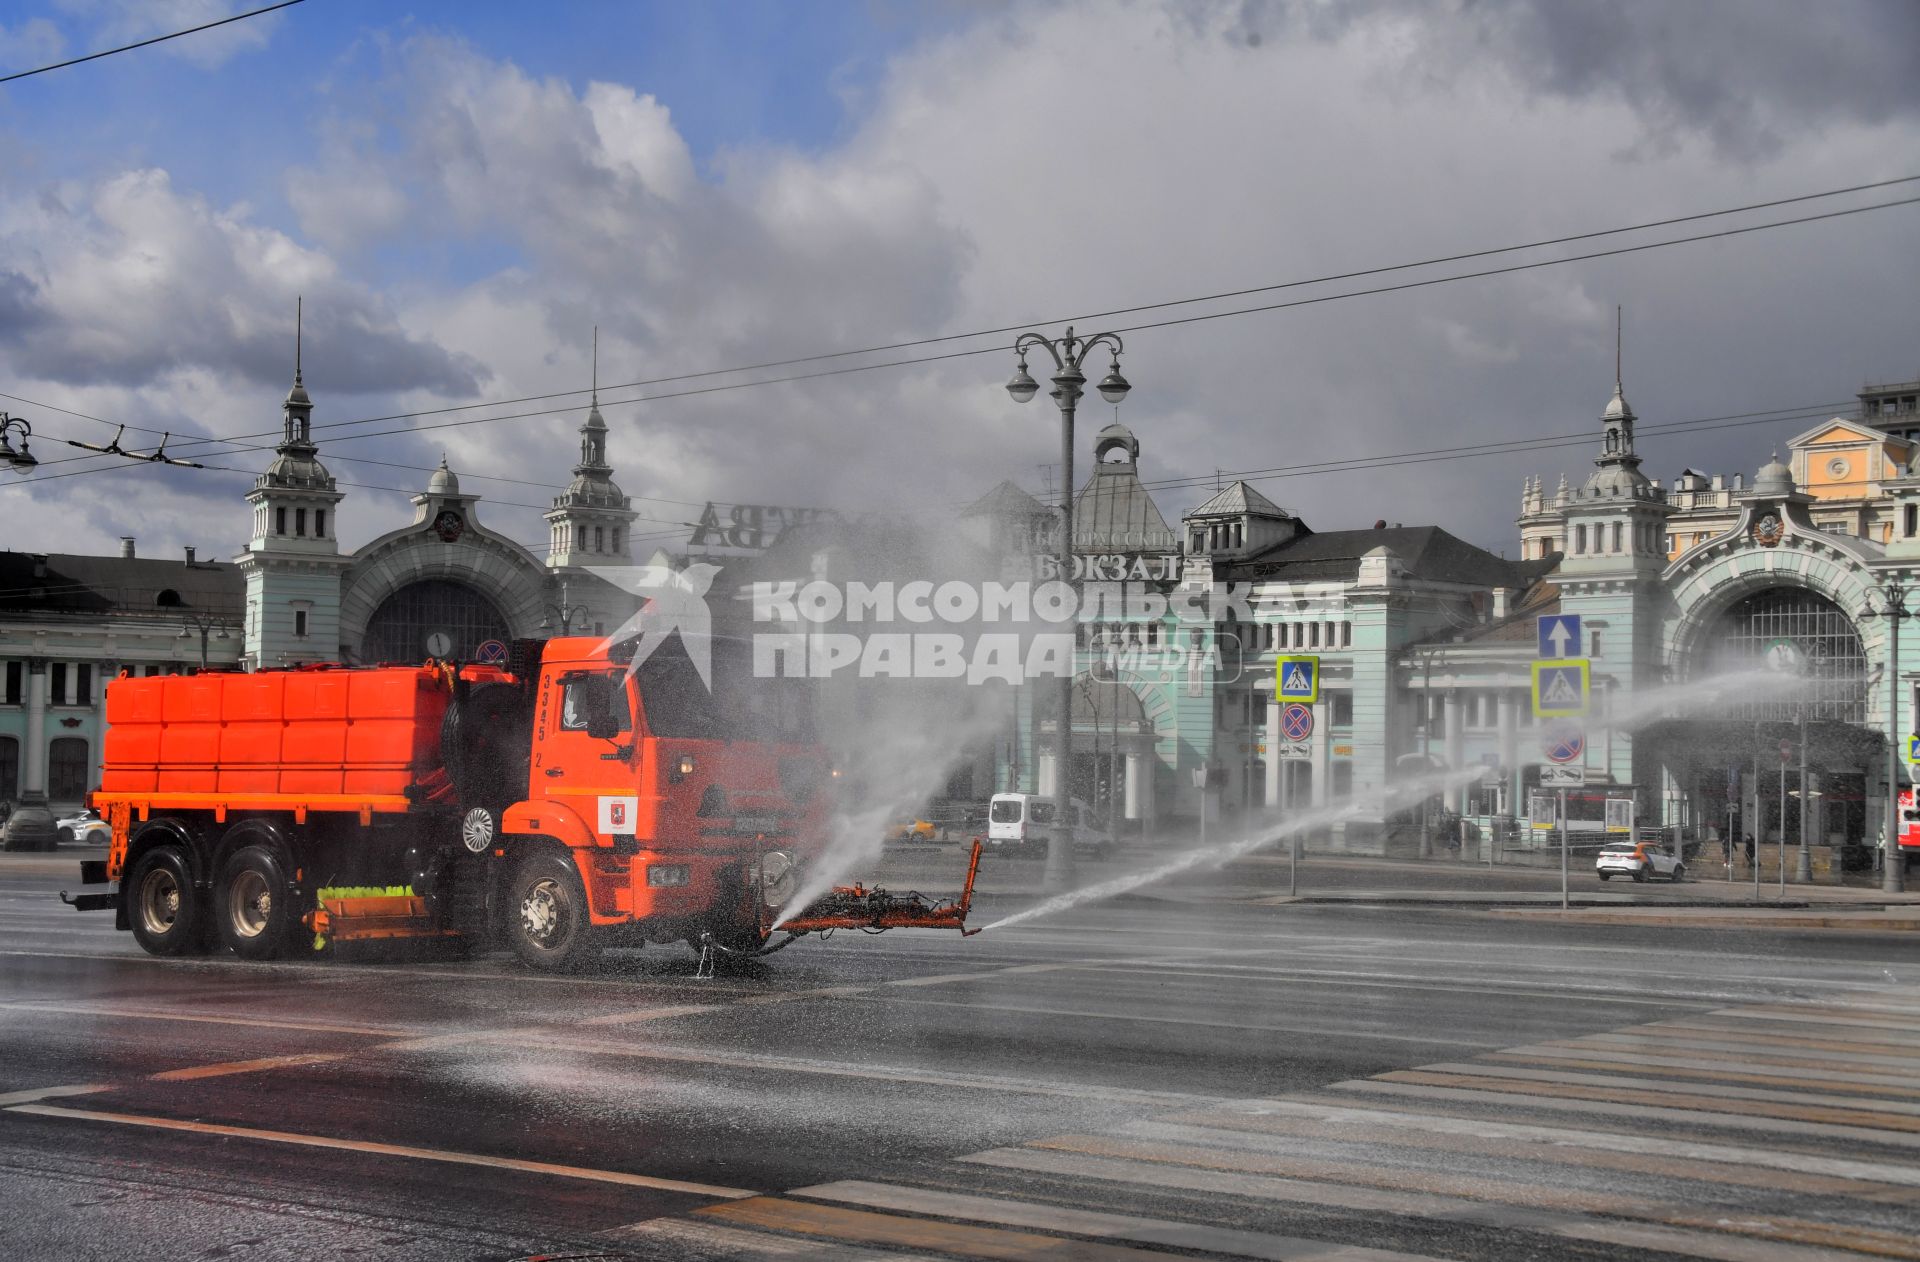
[0,1,305,85]
[23,175,1920,472]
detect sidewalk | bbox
[1487,904,1920,931]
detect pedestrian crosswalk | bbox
[609,995,1920,1260]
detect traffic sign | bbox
[1909,735,1920,765]
[475,639,509,665]
[1531,658,1590,717]
[1280,703,1314,742]
[1779,739,1793,765]
[1543,720,1585,764]
[1274,655,1319,704]
[1537,613,1581,659]
[1540,765,1582,786]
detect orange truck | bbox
[66,635,979,971]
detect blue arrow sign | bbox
[1537,613,1582,659]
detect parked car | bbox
[1596,840,1685,882]
[986,792,1115,860]
[56,808,112,847]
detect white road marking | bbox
[1409,1060,1920,1115]
[1328,1080,1920,1148]
[962,1147,1871,1262]
[0,1084,111,1107]
[1172,1098,1920,1187]
[795,1178,1448,1262]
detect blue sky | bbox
[0,1,1917,562]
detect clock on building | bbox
[426,631,453,658]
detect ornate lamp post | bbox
[0,413,39,474]
[178,613,234,670]
[1006,327,1130,892]
[1859,579,1910,894]
[540,580,593,636]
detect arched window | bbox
[1574,524,1587,553]
[48,737,88,802]
[361,579,510,663]
[1702,587,1867,722]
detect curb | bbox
[1486,908,1920,931]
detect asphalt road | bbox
[2,855,1917,1261]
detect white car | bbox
[1596,840,1684,882]
[56,809,111,847]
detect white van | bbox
[986,793,1115,860]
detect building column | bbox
[1311,698,1330,809]
[1497,691,1518,820]
[22,661,47,797]
[1443,691,1463,813]
[1124,747,1142,822]
[1036,748,1056,799]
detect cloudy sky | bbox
[1,0,1917,565]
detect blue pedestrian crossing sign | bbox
[1909,734,1920,764]
[1531,658,1589,718]
[1274,655,1320,704]
[1537,613,1581,659]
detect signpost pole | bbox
[1559,787,1569,911]
[1778,746,1788,899]
[1752,739,1762,902]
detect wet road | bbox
[2,858,1916,1260]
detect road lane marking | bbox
[599,1216,927,1260]
[1127,1119,1920,1206]
[961,1147,1871,1262]
[1481,1048,1920,1096]
[834,994,1504,1047]
[1016,1132,1920,1257]
[5,1104,758,1198]
[1563,1031,1920,1070]
[1164,1098,1920,1187]
[150,1053,347,1081]
[1657,1016,1919,1049]
[1059,963,1719,1008]
[1705,1006,1920,1033]
[1408,1061,1920,1115]
[695,1195,1185,1261]
[0,1084,112,1107]
[0,1001,403,1038]
[793,1179,1447,1262]
[1327,1081,1920,1148]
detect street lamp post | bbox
[1859,579,1910,894]
[1007,326,1130,894]
[0,413,39,474]
[541,580,592,636]
[178,614,233,670]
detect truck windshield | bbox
[632,634,815,743]
[989,799,1022,823]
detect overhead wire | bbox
[0,1,305,85]
[17,176,1920,479]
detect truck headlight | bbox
[758,850,796,908]
[646,864,690,888]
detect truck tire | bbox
[126,846,203,957]
[505,852,591,972]
[216,845,297,961]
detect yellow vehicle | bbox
[885,817,939,843]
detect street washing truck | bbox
[65,635,980,971]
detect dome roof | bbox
[1584,462,1651,494]
[1601,385,1634,422]
[284,380,312,409]
[560,472,626,506]
[260,449,331,489]
[427,456,460,496]
[582,401,606,431]
[1753,452,1794,497]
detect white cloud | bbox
[55,0,286,70]
[0,17,64,72]
[4,1,1919,568]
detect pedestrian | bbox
[1742,832,1756,867]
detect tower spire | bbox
[1614,304,1622,394]
[591,324,598,408]
[295,295,303,386]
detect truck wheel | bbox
[126,846,203,957]
[216,845,296,960]
[506,853,590,972]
